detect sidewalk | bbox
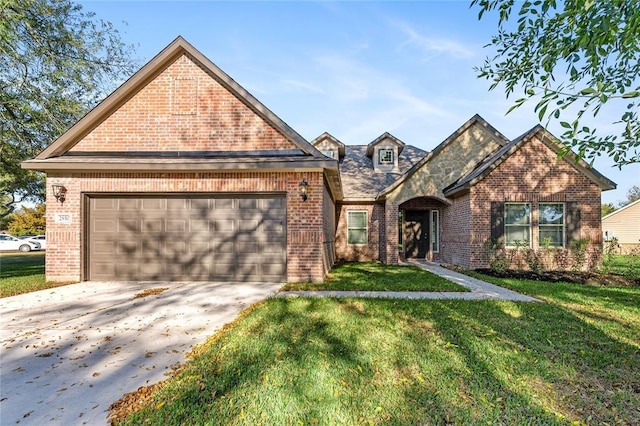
[278,260,540,302]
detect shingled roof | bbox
[339,145,426,201]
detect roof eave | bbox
[21,158,338,173]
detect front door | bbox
[404,210,430,258]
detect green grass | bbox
[281,262,468,292]
[116,278,640,425]
[602,254,640,278]
[0,252,70,297]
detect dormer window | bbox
[379,149,394,164]
[322,150,335,159]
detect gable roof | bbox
[443,125,617,197]
[602,198,640,221]
[365,132,405,157]
[32,36,324,160]
[377,114,510,198]
[311,132,345,157]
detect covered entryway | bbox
[86,194,286,282]
[399,196,448,261]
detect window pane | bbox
[506,226,530,245]
[505,204,530,225]
[348,229,367,245]
[348,212,367,228]
[540,227,563,247]
[539,204,564,224]
[379,149,393,163]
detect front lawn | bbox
[0,252,71,297]
[112,278,640,424]
[1,252,46,297]
[602,254,640,279]
[281,262,468,292]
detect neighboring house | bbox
[23,37,616,283]
[602,199,640,254]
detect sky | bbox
[79,0,639,205]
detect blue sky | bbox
[81,0,639,205]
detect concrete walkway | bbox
[0,280,281,425]
[278,260,540,302]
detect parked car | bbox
[0,234,41,252]
[25,235,46,250]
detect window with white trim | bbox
[504,203,531,246]
[378,149,394,164]
[539,203,564,247]
[347,211,368,245]
[321,150,335,158]
[431,210,439,253]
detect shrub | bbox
[570,238,590,271]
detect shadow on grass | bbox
[118,294,640,425]
[0,252,45,279]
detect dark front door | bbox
[404,210,430,258]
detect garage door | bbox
[87,195,286,282]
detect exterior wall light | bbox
[52,183,67,203]
[299,179,309,202]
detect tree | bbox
[7,203,45,236]
[621,184,640,206]
[601,202,616,217]
[1,0,137,218]
[472,0,640,167]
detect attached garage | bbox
[86,194,286,282]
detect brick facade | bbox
[443,136,603,269]
[45,171,331,282]
[334,203,384,261]
[70,54,297,153]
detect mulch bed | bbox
[474,268,640,287]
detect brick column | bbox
[384,202,399,264]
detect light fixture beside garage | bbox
[299,179,309,202]
[51,183,67,203]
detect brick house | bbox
[23,37,616,283]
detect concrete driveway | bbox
[0,280,281,425]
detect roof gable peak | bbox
[35,36,324,160]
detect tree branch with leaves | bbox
[0,0,138,217]
[472,0,640,167]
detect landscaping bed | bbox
[473,268,640,287]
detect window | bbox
[347,211,368,245]
[321,150,335,158]
[504,203,531,246]
[431,210,439,253]
[378,149,394,164]
[539,203,564,247]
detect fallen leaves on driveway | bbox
[133,288,168,299]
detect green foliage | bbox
[7,204,45,236]
[601,202,617,217]
[483,238,509,272]
[569,237,591,271]
[472,0,640,167]
[522,248,542,273]
[602,253,640,279]
[0,0,137,217]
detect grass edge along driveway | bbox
[112,274,640,425]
